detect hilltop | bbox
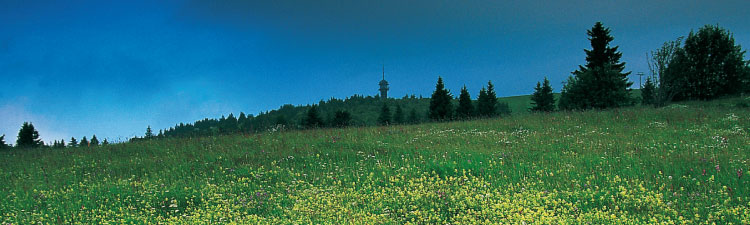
[2,96,748,223]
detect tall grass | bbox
[1,97,748,224]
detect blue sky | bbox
[1,0,749,144]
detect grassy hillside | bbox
[2,97,749,224]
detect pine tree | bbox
[429,77,453,121]
[102,139,109,146]
[477,81,498,117]
[408,108,420,124]
[16,122,43,148]
[641,76,656,105]
[456,85,474,119]
[560,22,632,110]
[393,105,405,124]
[303,105,323,128]
[530,77,555,112]
[0,134,8,149]
[275,115,288,126]
[377,103,392,126]
[332,110,352,127]
[52,139,65,148]
[145,126,154,139]
[90,135,99,146]
[68,137,78,147]
[225,113,238,132]
[80,136,89,147]
[238,112,247,130]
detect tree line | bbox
[528,22,749,112]
[4,22,748,149]
[133,81,512,141]
[0,122,109,150]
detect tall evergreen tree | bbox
[0,134,8,149]
[377,103,392,125]
[530,77,555,112]
[477,81,498,117]
[90,135,99,146]
[238,112,247,130]
[224,113,238,132]
[145,126,154,139]
[68,137,78,148]
[456,85,474,119]
[641,77,656,105]
[16,122,43,148]
[102,139,109,146]
[303,105,323,128]
[560,22,632,110]
[429,77,453,121]
[393,104,405,124]
[80,136,89,147]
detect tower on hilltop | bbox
[379,64,389,99]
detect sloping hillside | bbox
[2,97,748,224]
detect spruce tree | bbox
[408,108,420,124]
[275,115,288,126]
[393,105,405,124]
[477,87,488,116]
[531,77,555,112]
[145,126,154,139]
[0,134,8,149]
[90,135,99,146]
[16,122,43,148]
[238,112,247,130]
[80,136,89,147]
[58,139,66,148]
[225,113,238,132]
[560,22,632,110]
[477,81,498,117]
[102,139,109,146]
[456,85,474,119]
[332,110,352,127]
[303,105,323,128]
[377,103,392,125]
[68,137,78,147]
[641,76,656,105]
[429,77,453,121]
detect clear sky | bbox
[1,0,749,144]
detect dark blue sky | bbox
[1,0,749,143]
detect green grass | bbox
[1,97,749,224]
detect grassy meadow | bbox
[1,97,749,224]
